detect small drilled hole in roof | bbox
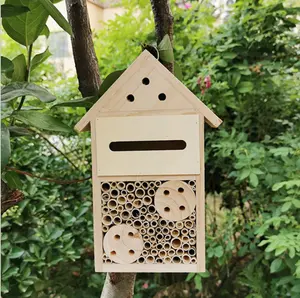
[164,207,170,212]
[178,187,184,193]
[114,234,120,240]
[158,93,166,101]
[128,232,134,237]
[179,205,185,211]
[127,94,134,102]
[129,250,135,255]
[164,190,170,196]
[142,77,150,85]
[110,251,116,256]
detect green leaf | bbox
[1,82,56,103]
[2,0,49,46]
[186,273,196,281]
[174,62,183,81]
[223,52,237,60]
[40,0,72,36]
[31,48,51,71]
[1,56,14,73]
[9,246,25,259]
[194,275,202,291]
[291,285,300,293]
[2,267,19,280]
[11,54,27,81]
[1,122,11,170]
[8,126,32,137]
[230,71,241,87]
[1,256,10,274]
[12,110,71,133]
[99,70,126,97]
[1,4,30,17]
[270,258,283,273]
[49,228,63,240]
[281,201,292,212]
[40,25,50,38]
[52,96,97,108]
[4,171,23,189]
[249,173,258,187]
[158,35,174,63]
[215,246,224,257]
[237,81,254,93]
[240,168,251,180]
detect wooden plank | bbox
[98,175,197,182]
[101,264,198,273]
[91,120,103,271]
[196,115,205,272]
[95,115,200,176]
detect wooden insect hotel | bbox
[75,50,222,272]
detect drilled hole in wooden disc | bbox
[154,181,196,221]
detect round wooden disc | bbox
[103,224,144,264]
[154,181,196,221]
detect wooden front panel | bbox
[95,114,200,177]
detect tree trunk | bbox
[150,0,174,73]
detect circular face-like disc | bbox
[103,224,144,264]
[154,181,196,221]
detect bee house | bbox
[75,50,222,272]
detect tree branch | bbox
[150,0,174,73]
[65,0,101,97]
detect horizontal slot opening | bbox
[109,140,186,152]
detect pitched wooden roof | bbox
[75,50,222,132]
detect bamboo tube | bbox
[111,209,118,216]
[125,202,133,211]
[143,234,149,241]
[134,181,142,188]
[171,229,180,237]
[159,251,166,258]
[184,220,193,229]
[189,229,196,237]
[147,227,155,236]
[101,182,110,192]
[140,215,145,221]
[146,255,155,264]
[168,221,175,229]
[153,214,159,220]
[140,206,147,214]
[156,243,163,250]
[147,205,156,214]
[133,199,142,208]
[102,193,110,201]
[126,219,132,226]
[117,196,126,205]
[126,183,135,193]
[189,248,196,256]
[164,256,171,263]
[150,221,158,228]
[182,236,189,243]
[145,214,152,221]
[188,180,195,187]
[104,259,112,263]
[151,249,158,256]
[156,233,163,241]
[135,188,145,199]
[155,180,162,187]
[132,208,140,218]
[140,228,146,235]
[156,227,161,233]
[181,228,189,236]
[133,220,142,229]
[175,222,184,229]
[172,256,181,264]
[189,214,196,221]
[147,188,155,196]
[149,182,155,188]
[168,249,175,256]
[171,238,181,249]
[156,258,163,264]
[117,205,124,212]
[121,189,127,196]
[102,215,112,226]
[144,242,151,250]
[177,249,184,256]
[127,193,135,201]
[102,207,109,214]
[111,182,117,187]
[120,210,130,220]
[162,227,169,235]
[108,199,117,210]
[138,257,145,264]
[142,196,152,206]
[165,234,171,241]
[142,250,148,257]
[117,181,125,190]
[110,188,119,198]
[143,221,150,228]
[150,236,156,243]
[141,181,150,189]
[159,219,168,227]
[183,254,191,264]
[189,238,196,245]
[113,216,121,225]
[164,243,170,250]
[103,225,109,232]
[182,243,190,251]
[191,258,197,264]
